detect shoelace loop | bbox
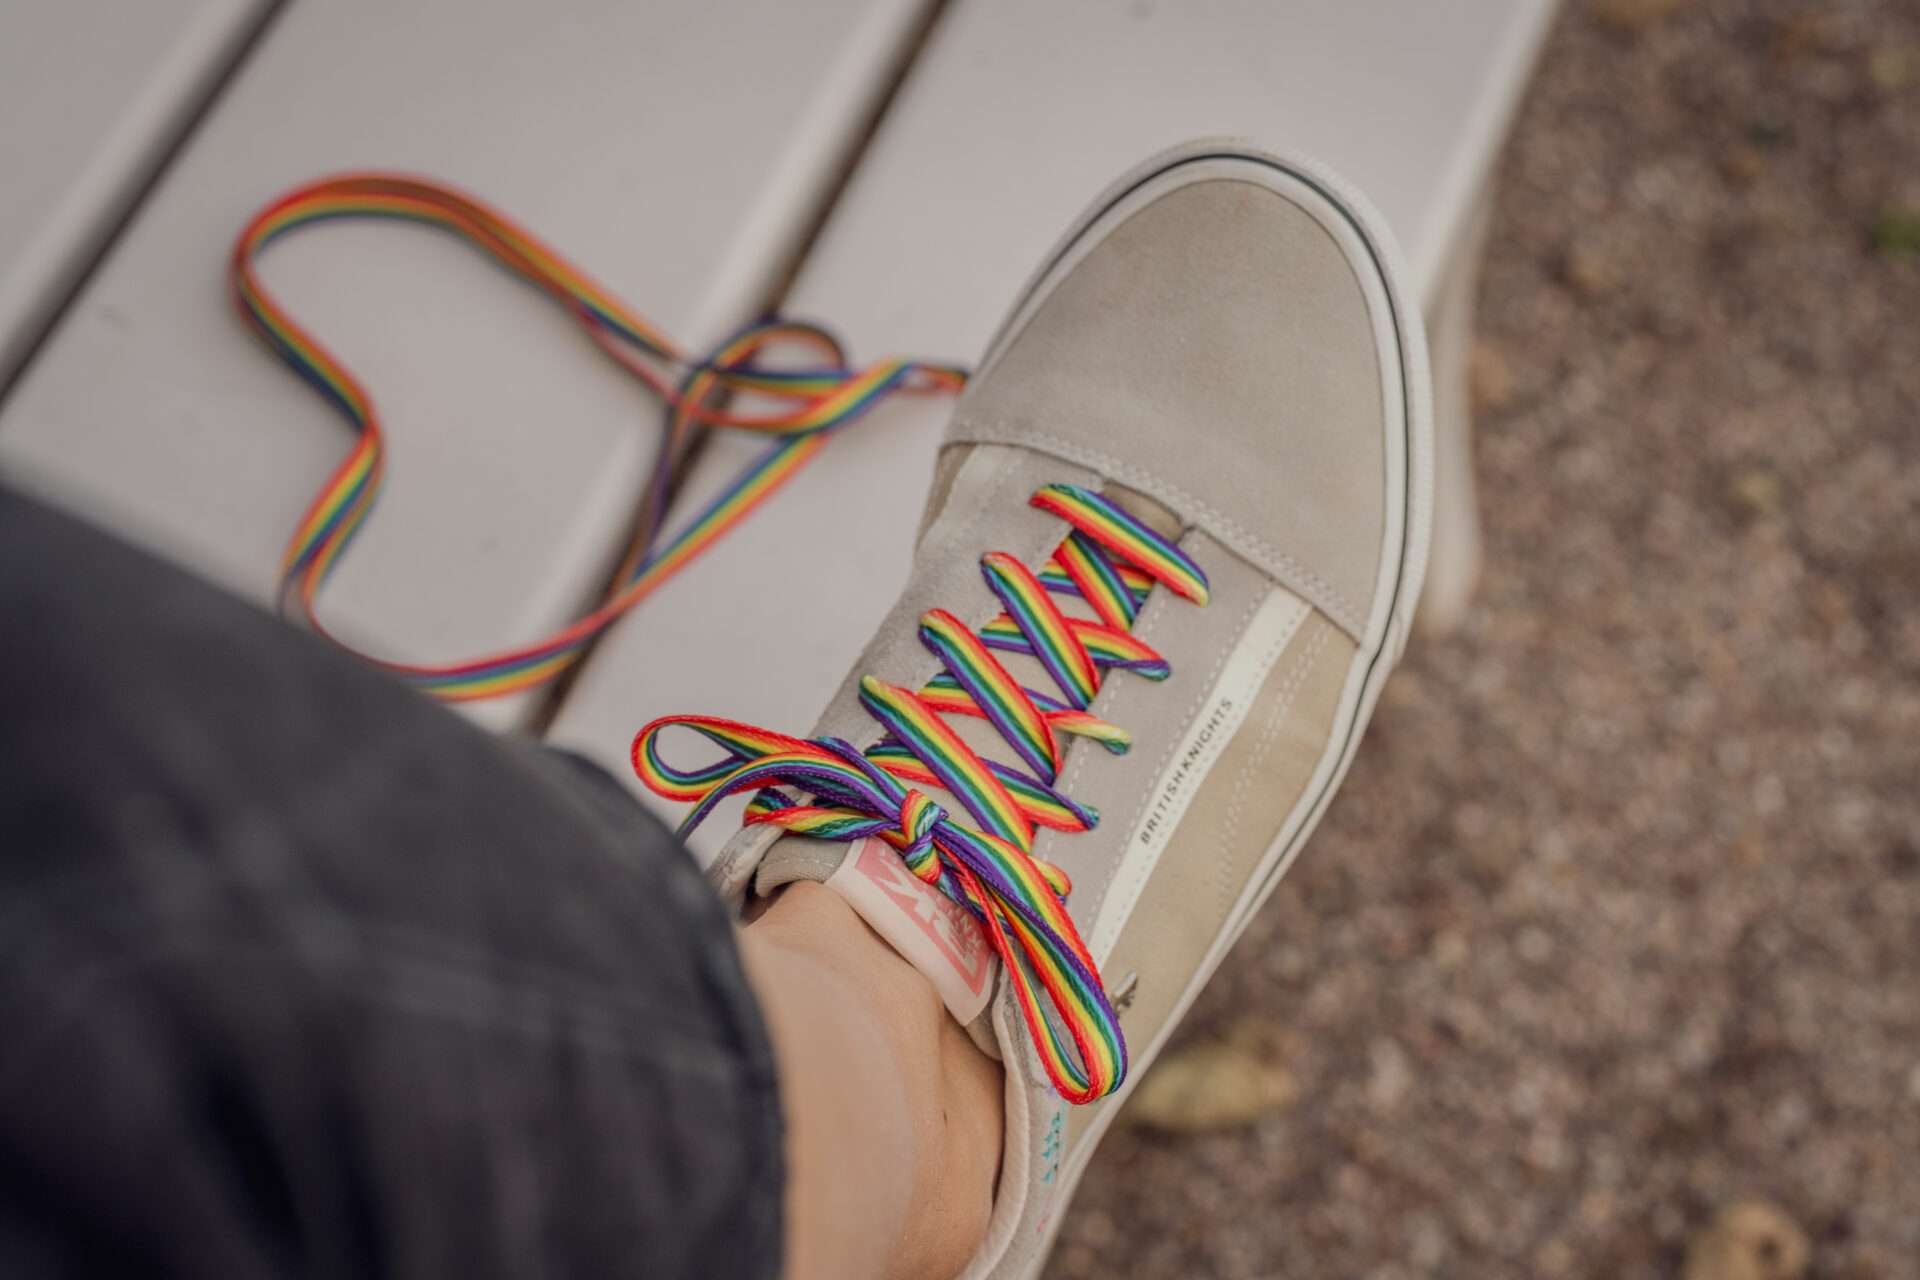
[233,173,964,701]
[634,483,1210,1103]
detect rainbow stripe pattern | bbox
[633,483,1210,1104]
[232,173,964,700]
[1033,484,1210,606]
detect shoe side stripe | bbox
[1087,586,1308,965]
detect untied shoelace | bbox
[232,173,964,701]
[633,484,1211,1103]
[234,175,1210,1103]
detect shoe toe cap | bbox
[953,170,1405,637]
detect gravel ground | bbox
[1050,2,1920,1276]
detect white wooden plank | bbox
[0,0,934,729]
[548,0,1557,852]
[0,0,274,385]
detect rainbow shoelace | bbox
[233,173,964,701]
[236,175,1207,1103]
[634,484,1211,1103]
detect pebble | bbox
[1563,238,1623,297]
[1470,341,1515,413]
[1684,1201,1810,1280]
[1728,468,1784,518]
[1867,44,1915,92]
[1122,1038,1300,1133]
[1367,1037,1414,1110]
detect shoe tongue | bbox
[753,833,848,895]
[1101,480,1184,542]
[758,836,1002,1052]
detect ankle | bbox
[741,883,1003,1279]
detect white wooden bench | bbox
[0,0,1553,809]
[0,0,274,384]
[0,0,937,729]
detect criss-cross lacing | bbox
[632,483,1209,1103]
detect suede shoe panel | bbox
[952,178,1387,637]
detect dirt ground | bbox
[1049,2,1920,1276]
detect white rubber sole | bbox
[971,138,1434,1278]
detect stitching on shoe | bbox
[949,415,1369,638]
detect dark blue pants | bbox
[0,487,782,1278]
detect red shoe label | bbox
[826,837,995,1024]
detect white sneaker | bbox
[634,139,1432,1277]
